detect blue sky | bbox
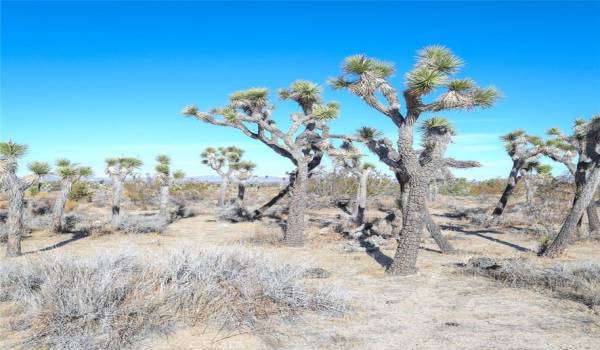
[1,1,599,179]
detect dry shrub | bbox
[238,225,283,246]
[171,181,213,202]
[0,247,348,350]
[64,200,77,213]
[124,179,159,210]
[118,214,168,234]
[68,182,94,202]
[465,257,600,309]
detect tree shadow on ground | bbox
[25,231,88,255]
[358,237,393,268]
[441,224,531,252]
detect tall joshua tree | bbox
[541,116,600,256]
[326,141,375,225]
[105,157,142,229]
[330,47,498,274]
[28,161,50,193]
[544,121,600,236]
[0,141,49,257]
[231,160,256,203]
[51,159,93,233]
[183,80,339,246]
[155,155,184,220]
[201,146,244,207]
[492,130,544,216]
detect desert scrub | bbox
[465,257,600,309]
[0,247,348,349]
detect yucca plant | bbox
[155,154,184,220]
[51,159,93,233]
[201,146,244,207]
[105,157,143,229]
[329,46,497,275]
[541,115,600,256]
[28,161,51,193]
[0,141,49,257]
[184,80,339,246]
[492,129,546,216]
[231,160,256,204]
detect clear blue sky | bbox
[1,1,599,179]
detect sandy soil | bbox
[2,201,600,349]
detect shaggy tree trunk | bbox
[159,185,170,219]
[284,160,308,246]
[493,160,522,216]
[586,203,600,236]
[387,177,427,275]
[111,175,123,229]
[237,182,246,201]
[353,169,370,225]
[572,166,600,236]
[542,166,600,257]
[424,212,455,253]
[522,175,534,209]
[218,176,229,207]
[5,172,25,257]
[51,179,73,233]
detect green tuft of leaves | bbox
[472,87,500,108]
[155,163,170,175]
[230,88,269,102]
[313,102,340,121]
[417,45,463,74]
[356,126,382,140]
[181,105,199,116]
[342,54,394,78]
[327,77,351,90]
[156,154,171,165]
[406,66,449,95]
[28,161,51,176]
[173,170,185,180]
[419,117,456,136]
[0,141,28,159]
[447,79,475,92]
[500,129,526,143]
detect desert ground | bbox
[2,186,599,350]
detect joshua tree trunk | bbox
[387,177,427,275]
[5,172,25,257]
[424,212,455,253]
[542,166,600,257]
[218,176,229,207]
[353,168,370,225]
[51,179,73,233]
[493,160,522,216]
[586,203,600,236]
[159,185,170,219]
[237,182,246,201]
[111,175,124,229]
[572,166,600,236]
[284,160,308,246]
[522,174,534,209]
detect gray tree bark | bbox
[51,179,73,233]
[237,182,246,201]
[353,168,370,225]
[159,185,170,219]
[218,176,229,207]
[111,175,124,229]
[522,173,534,209]
[284,160,308,246]
[542,166,600,256]
[5,171,25,257]
[493,160,522,216]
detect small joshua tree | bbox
[326,141,375,225]
[155,155,184,220]
[105,157,142,229]
[519,162,552,210]
[231,160,256,203]
[544,120,600,236]
[51,159,93,233]
[0,141,49,257]
[201,146,244,207]
[493,130,545,216]
[28,161,50,193]
[330,47,498,274]
[183,80,339,246]
[541,116,600,256]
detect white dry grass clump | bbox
[0,246,348,349]
[466,257,600,309]
[118,214,168,234]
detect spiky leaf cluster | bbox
[313,102,340,121]
[0,141,27,159]
[105,157,143,169]
[28,161,51,176]
[356,126,382,141]
[419,117,456,137]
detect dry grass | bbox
[465,257,600,310]
[0,246,348,350]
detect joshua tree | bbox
[51,159,93,233]
[0,141,49,257]
[28,161,50,193]
[231,160,256,203]
[492,130,545,216]
[183,80,339,246]
[105,157,142,229]
[544,121,600,236]
[329,47,498,274]
[326,141,375,225]
[541,116,600,256]
[155,155,184,220]
[519,162,552,209]
[201,146,244,207]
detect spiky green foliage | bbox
[106,157,143,169]
[28,161,50,176]
[419,117,456,137]
[447,79,475,92]
[55,159,71,168]
[405,66,449,95]
[546,138,576,152]
[526,135,544,146]
[173,170,185,180]
[57,166,78,178]
[547,127,562,136]
[78,166,93,178]
[232,160,256,171]
[0,141,27,159]
[416,45,463,74]
[155,163,170,175]
[472,88,500,108]
[211,107,238,123]
[362,162,376,170]
[535,164,553,175]
[313,102,340,121]
[181,105,199,116]
[278,80,322,106]
[327,77,351,90]
[500,129,526,143]
[156,155,171,165]
[341,55,394,78]
[356,126,383,140]
[574,118,586,127]
[230,88,269,102]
